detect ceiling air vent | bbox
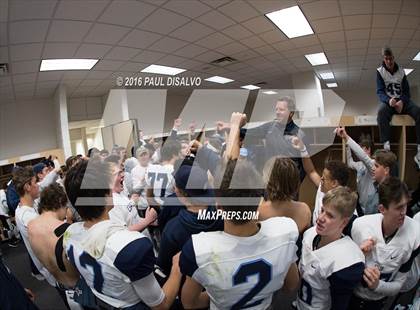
[0,63,9,75]
[210,56,237,67]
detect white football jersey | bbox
[351,214,420,300]
[146,164,175,205]
[377,66,405,99]
[180,217,299,310]
[0,189,8,216]
[64,222,164,308]
[401,212,420,292]
[109,192,141,227]
[297,227,365,310]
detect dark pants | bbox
[348,294,386,310]
[377,101,420,144]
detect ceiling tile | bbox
[194,50,225,63]
[202,0,232,8]
[396,15,420,29]
[272,40,295,52]
[240,36,266,49]
[345,29,370,40]
[74,44,113,58]
[196,9,235,30]
[222,24,254,40]
[242,16,274,34]
[47,21,92,42]
[164,0,212,18]
[93,60,124,71]
[173,44,207,58]
[372,14,398,28]
[118,62,146,72]
[218,0,259,22]
[55,0,109,21]
[215,42,248,55]
[347,40,368,49]
[373,0,402,14]
[105,46,139,61]
[301,0,340,20]
[38,71,63,82]
[318,31,345,43]
[248,0,297,14]
[0,46,8,62]
[139,8,190,35]
[195,32,233,49]
[14,82,35,92]
[131,50,166,63]
[85,24,131,45]
[13,73,37,84]
[311,17,343,33]
[259,29,287,44]
[43,43,80,59]
[264,52,284,62]
[389,39,410,48]
[148,37,189,53]
[11,60,40,74]
[323,42,346,51]
[156,55,187,67]
[86,71,113,79]
[9,0,56,20]
[62,71,89,81]
[10,43,43,61]
[339,0,372,15]
[370,28,393,39]
[343,15,371,30]
[299,45,324,55]
[177,59,204,70]
[170,21,214,42]
[9,21,49,44]
[368,38,388,48]
[99,0,156,27]
[401,1,420,17]
[291,35,320,47]
[392,28,416,40]
[118,29,162,48]
[0,22,7,45]
[231,49,260,61]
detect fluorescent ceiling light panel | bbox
[404,69,414,75]
[305,52,328,66]
[241,85,260,90]
[326,83,338,88]
[40,59,98,71]
[141,64,186,76]
[413,52,420,61]
[320,72,334,80]
[263,91,278,95]
[205,76,234,84]
[265,6,314,39]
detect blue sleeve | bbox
[156,221,180,276]
[376,71,390,104]
[114,237,156,282]
[328,262,365,310]
[196,146,221,176]
[6,184,19,216]
[180,238,198,277]
[399,246,420,273]
[400,75,411,104]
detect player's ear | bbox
[378,204,386,214]
[340,216,349,230]
[384,166,390,176]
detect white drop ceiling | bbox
[0,0,419,103]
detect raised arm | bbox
[291,137,321,187]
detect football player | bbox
[296,186,365,310]
[64,160,182,309]
[350,177,420,309]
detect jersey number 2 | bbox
[231,259,272,310]
[68,245,104,293]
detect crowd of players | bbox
[0,104,419,310]
[0,46,419,310]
